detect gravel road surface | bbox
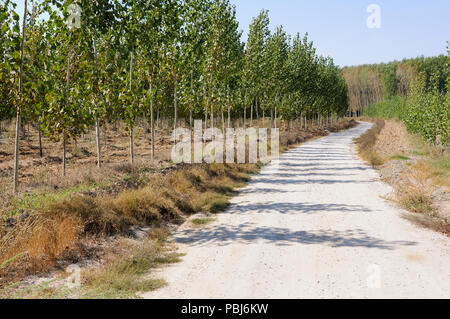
[143,122,450,299]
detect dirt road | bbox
[143,122,450,299]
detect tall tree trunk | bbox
[274,107,277,129]
[221,108,225,136]
[13,112,21,193]
[38,120,42,157]
[156,109,159,130]
[270,109,273,129]
[189,70,193,131]
[204,104,208,138]
[256,97,259,128]
[62,34,72,177]
[250,102,253,126]
[95,118,101,168]
[174,74,178,139]
[130,127,134,165]
[62,135,66,177]
[129,47,134,164]
[262,110,265,128]
[142,113,147,139]
[227,105,231,129]
[93,37,101,168]
[210,96,214,138]
[244,107,247,129]
[13,0,28,193]
[150,79,155,160]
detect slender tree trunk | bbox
[95,119,101,168]
[13,0,28,193]
[150,80,155,160]
[62,35,72,177]
[256,97,259,128]
[210,98,214,138]
[244,107,247,129]
[130,127,134,165]
[129,47,134,164]
[221,108,225,136]
[93,38,101,168]
[270,109,273,129]
[262,110,265,128]
[38,120,42,157]
[274,107,277,129]
[62,135,66,177]
[204,104,208,138]
[174,74,178,135]
[142,113,147,139]
[227,105,231,129]
[156,109,159,130]
[189,70,193,131]
[13,112,21,193]
[250,102,253,126]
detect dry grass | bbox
[403,213,450,236]
[81,240,175,299]
[0,215,84,285]
[0,163,259,286]
[355,120,386,167]
[397,161,436,215]
[0,238,183,299]
[191,216,216,227]
[359,119,449,235]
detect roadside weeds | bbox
[355,119,450,236]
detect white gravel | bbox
[143,122,450,299]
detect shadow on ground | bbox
[176,223,417,250]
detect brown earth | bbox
[368,120,450,230]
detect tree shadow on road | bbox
[229,201,373,215]
[175,223,417,250]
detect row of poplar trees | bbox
[0,0,349,193]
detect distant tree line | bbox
[344,48,449,145]
[343,54,448,115]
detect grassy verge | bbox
[0,234,183,299]
[355,120,386,167]
[0,163,260,287]
[356,119,449,235]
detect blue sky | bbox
[230,0,449,66]
[12,0,450,67]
